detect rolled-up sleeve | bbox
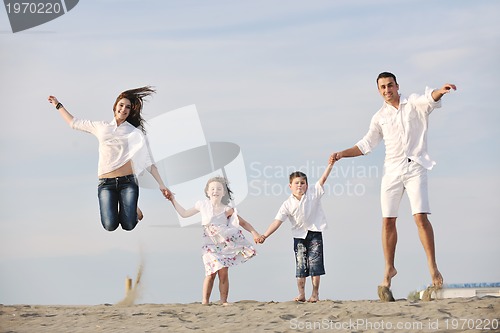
[355,114,383,155]
[411,87,441,115]
[71,118,99,135]
[425,86,441,106]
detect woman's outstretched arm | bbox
[48,95,74,126]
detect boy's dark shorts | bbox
[294,231,325,278]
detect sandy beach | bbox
[1,297,498,333]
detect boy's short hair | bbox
[289,171,308,185]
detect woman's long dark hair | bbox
[113,86,155,133]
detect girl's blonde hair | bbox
[204,176,233,205]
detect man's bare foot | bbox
[137,207,143,221]
[431,270,443,288]
[294,295,306,302]
[378,285,395,302]
[422,286,438,301]
[421,271,443,302]
[381,266,398,288]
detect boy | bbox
[259,154,335,302]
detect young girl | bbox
[48,87,171,232]
[169,176,261,305]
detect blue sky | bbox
[0,0,499,305]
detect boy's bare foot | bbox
[307,296,319,303]
[294,295,306,302]
[137,207,143,221]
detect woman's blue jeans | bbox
[97,174,139,231]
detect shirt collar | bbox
[399,94,408,105]
[111,118,132,129]
[291,193,306,202]
[382,93,407,112]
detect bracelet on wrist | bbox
[56,102,63,110]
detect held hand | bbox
[439,83,457,95]
[161,187,174,200]
[252,233,262,244]
[333,151,343,161]
[328,153,337,165]
[256,235,267,244]
[48,95,59,107]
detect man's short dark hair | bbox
[377,72,398,85]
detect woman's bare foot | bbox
[137,207,143,221]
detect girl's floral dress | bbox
[195,200,256,275]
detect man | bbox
[334,72,456,301]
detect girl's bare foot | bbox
[137,207,143,221]
[294,295,306,302]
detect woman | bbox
[48,86,171,231]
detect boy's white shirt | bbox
[274,181,327,239]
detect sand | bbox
[1,297,499,333]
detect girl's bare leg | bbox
[202,272,216,305]
[218,267,229,304]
